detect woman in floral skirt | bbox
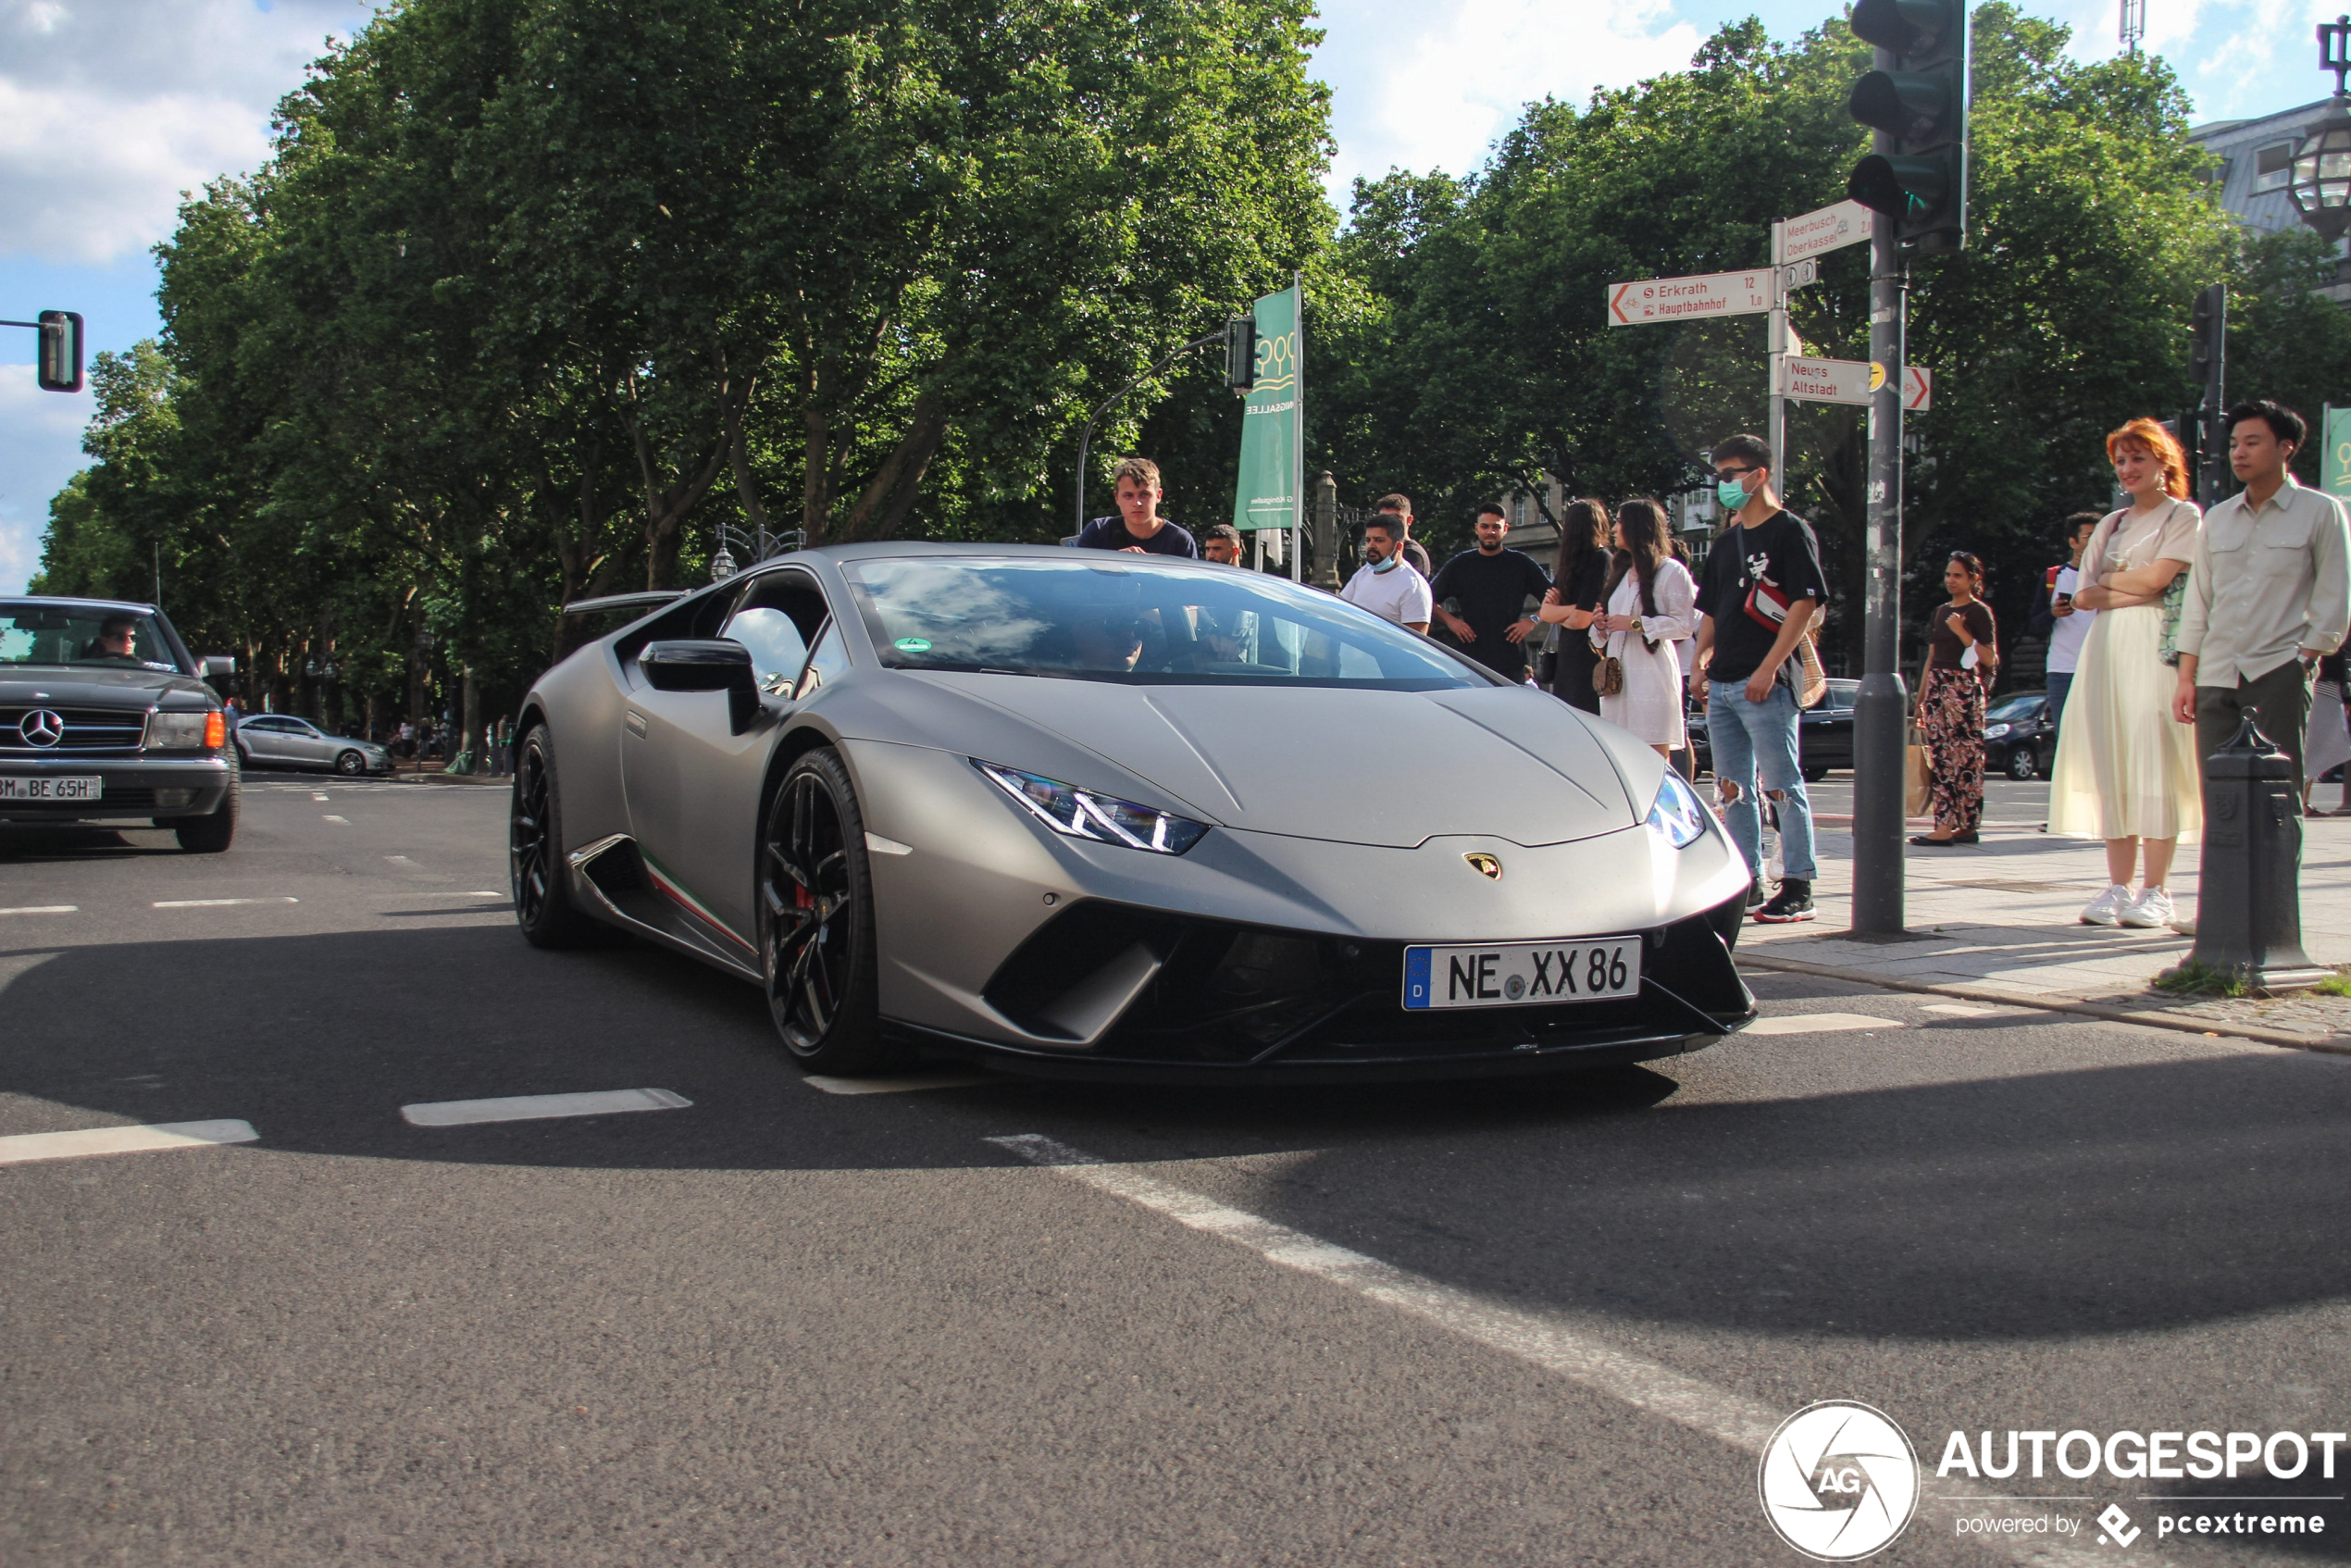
[1913,552,1998,845]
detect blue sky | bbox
[0,0,2333,591]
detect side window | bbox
[724,569,832,696]
[794,618,851,700]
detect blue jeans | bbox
[1708,679,1817,882]
[2045,671,2072,746]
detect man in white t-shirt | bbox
[2040,511,2100,740]
[1339,516,1432,631]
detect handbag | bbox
[2158,567,2189,666]
[1593,654,1624,697]
[1905,726,1934,817]
[1795,628,1828,709]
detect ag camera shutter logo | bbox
[1759,1400,1921,1561]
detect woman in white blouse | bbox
[1591,499,1699,755]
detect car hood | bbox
[883,673,1636,848]
[0,666,216,708]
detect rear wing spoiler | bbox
[561,591,684,616]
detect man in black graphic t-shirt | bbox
[1691,433,1827,925]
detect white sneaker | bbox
[2080,884,2133,927]
[2121,886,2175,929]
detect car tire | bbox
[2007,747,2039,781]
[761,747,898,1075]
[510,724,602,949]
[335,749,365,776]
[1801,763,1829,783]
[175,753,240,853]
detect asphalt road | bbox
[5,775,2350,1566]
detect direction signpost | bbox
[1605,270,1775,325]
[1779,355,1931,410]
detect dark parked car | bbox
[1983,691,2055,780]
[1686,678,1856,782]
[0,596,240,851]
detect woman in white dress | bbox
[2046,417,2203,928]
[1590,499,1698,755]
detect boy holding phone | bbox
[2041,512,2102,741]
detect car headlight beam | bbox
[1645,767,1710,850]
[976,761,1210,855]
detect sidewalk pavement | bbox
[1735,805,2351,1054]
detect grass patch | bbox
[2152,959,2252,998]
[2318,970,2351,998]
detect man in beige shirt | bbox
[2172,400,2351,790]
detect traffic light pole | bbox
[1851,189,1909,937]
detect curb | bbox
[392,772,510,787]
[1735,950,2351,1057]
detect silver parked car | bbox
[510,544,1757,1080]
[235,714,391,776]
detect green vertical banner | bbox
[1232,283,1302,532]
[2327,405,2351,508]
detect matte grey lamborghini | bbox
[509,543,1757,1080]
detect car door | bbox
[622,567,834,951]
[287,718,335,768]
[241,716,292,763]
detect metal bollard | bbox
[2192,715,2328,990]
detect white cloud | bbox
[0,363,92,592]
[0,0,371,266]
[1315,0,1705,205]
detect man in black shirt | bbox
[1076,457,1199,557]
[1690,434,1827,924]
[1432,503,1551,680]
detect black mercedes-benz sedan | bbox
[0,597,241,852]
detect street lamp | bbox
[2289,18,2351,240]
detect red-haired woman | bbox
[2046,417,2204,928]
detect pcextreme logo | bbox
[1760,1401,1922,1561]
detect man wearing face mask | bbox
[1691,433,1829,923]
[1339,516,1433,631]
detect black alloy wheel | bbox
[511,726,598,947]
[761,749,893,1073]
[2007,746,2039,781]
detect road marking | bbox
[1743,1012,1905,1036]
[312,792,330,801]
[989,1134,2051,1565]
[0,905,77,915]
[0,1119,258,1167]
[400,1088,691,1126]
[384,854,417,865]
[1923,1002,1996,1016]
[152,897,300,909]
[803,1073,990,1095]
[322,814,350,824]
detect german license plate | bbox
[1402,937,1638,1010]
[0,777,103,802]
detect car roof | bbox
[2,593,162,615]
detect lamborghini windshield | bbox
[0,603,182,671]
[843,557,1491,690]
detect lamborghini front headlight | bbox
[1645,767,1709,850]
[976,761,1211,855]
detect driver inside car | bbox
[1070,612,1146,673]
[81,615,142,663]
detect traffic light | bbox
[35,310,82,393]
[1224,315,1258,394]
[1847,0,1970,255]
